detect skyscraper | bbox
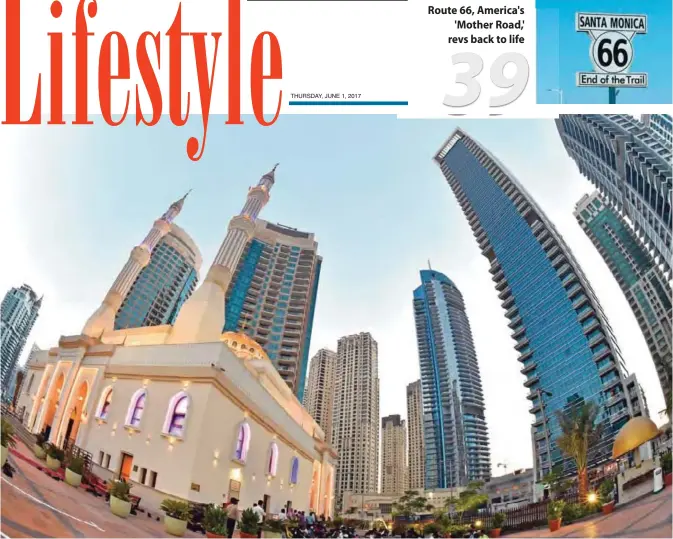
[406,380,425,490]
[381,414,408,495]
[223,220,322,399]
[1,285,41,394]
[641,114,673,147]
[114,224,202,330]
[575,192,672,402]
[82,192,191,338]
[434,129,639,481]
[413,269,491,488]
[303,348,337,443]
[556,115,672,277]
[332,332,380,509]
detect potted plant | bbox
[490,512,506,537]
[239,507,259,538]
[161,498,192,537]
[1,417,16,467]
[65,456,85,487]
[46,444,64,471]
[547,499,564,532]
[661,452,672,487]
[33,432,48,459]
[203,504,229,538]
[108,479,132,518]
[422,523,441,537]
[599,478,615,514]
[262,518,285,538]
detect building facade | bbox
[575,192,672,402]
[641,114,673,147]
[485,468,534,512]
[556,114,672,277]
[14,166,336,517]
[434,129,641,482]
[332,333,380,510]
[1,284,41,394]
[413,269,491,489]
[406,380,425,490]
[223,220,322,401]
[381,415,408,495]
[115,224,202,330]
[303,349,337,444]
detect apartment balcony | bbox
[502,295,515,310]
[602,377,621,391]
[505,304,519,319]
[573,295,590,309]
[593,346,610,362]
[588,332,607,347]
[518,348,533,362]
[534,430,547,441]
[547,245,560,259]
[520,361,537,375]
[610,408,630,424]
[583,318,600,335]
[532,416,545,427]
[567,283,582,299]
[514,337,530,351]
[512,326,526,339]
[524,375,539,388]
[529,402,542,414]
[492,269,505,282]
[561,273,578,287]
[508,315,522,329]
[604,392,625,408]
[598,362,617,377]
[495,278,509,292]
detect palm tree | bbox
[554,400,603,501]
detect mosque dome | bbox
[220,331,270,362]
[612,416,660,459]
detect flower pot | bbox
[65,468,82,487]
[664,473,672,487]
[548,518,562,532]
[164,515,188,537]
[205,533,226,538]
[601,501,615,515]
[489,529,502,538]
[110,495,132,518]
[46,456,61,470]
[240,532,257,538]
[0,445,7,467]
[263,532,282,538]
[33,444,46,460]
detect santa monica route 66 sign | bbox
[575,12,648,88]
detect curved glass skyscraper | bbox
[413,269,491,488]
[434,129,639,481]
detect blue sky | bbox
[1,115,665,473]
[536,0,672,104]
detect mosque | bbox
[15,166,337,517]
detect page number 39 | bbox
[443,52,530,108]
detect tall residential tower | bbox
[303,348,337,443]
[413,269,491,488]
[332,333,380,509]
[556,115,672,277]
[1,285,41,394]
[575,192,672,402]
[434,129,640,481]
[223,220,322,399]
[114,225,202,330]
[406,380,425,490]
[381,415,408,495]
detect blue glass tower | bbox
[115,225,201,330]
[224,220,322,401]
[434,129,638,481]
[414,270,491,488]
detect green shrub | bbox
[161,499,191,521]
[1,418,16,448]
[239,508,259,535]
[492,512,506,529]
[391,524,408,537]
[661,452,672,475]
[67,456,85,475]
[598,478,614,503]
[107,479,132,502]
[203,505,228,535]
[46,444,64,461]
[262,519,286,533]
[422,523,441,536]
[547,499,565,520]
[561,502,589,523]
[35,432,47,446]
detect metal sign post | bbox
[575,12,649,102]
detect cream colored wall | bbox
[16,365,46,427]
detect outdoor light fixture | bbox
[475,520,482,528]
[587,492,598,504]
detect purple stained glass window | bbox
[168,396,188,436]
[100,389,112,419]
[290,457,299,484]
[235,423,250,461]
[129,393,146,427]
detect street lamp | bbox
[536,388,554,480]
[497,462,508,474]
[546,88,564,104]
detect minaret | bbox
[168,166,277,344]
[81,192,190,338]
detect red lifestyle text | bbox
[3,0,283,161]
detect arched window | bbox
[96,386,114,420]
[267,442,279,477]
[290,456,299,484]
[234,422,251,463]
[162,391,190,437]
[125,389,147,428]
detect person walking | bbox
[252,501,265,538]
[225,498,239,538]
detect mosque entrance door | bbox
[263,494,270,512]
[119,452,133,481]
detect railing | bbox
[1,403,36,449]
